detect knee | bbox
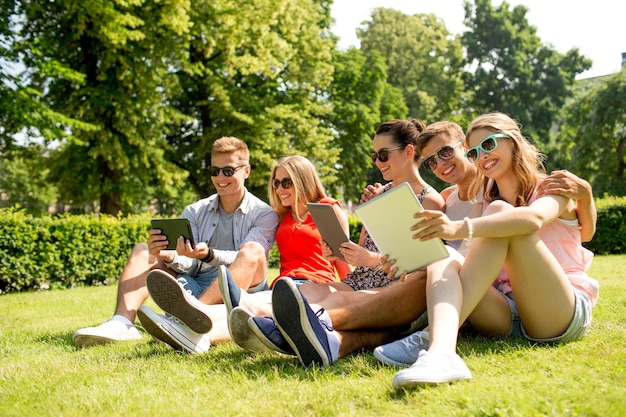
[131,242,149,257]
[483,200,514,215]
[238,242,266,265]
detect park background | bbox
[1,1,625,415]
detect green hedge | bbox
[0,208,149,293]
[1,197,624,293]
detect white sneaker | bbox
[228,306,273,353]
[156,313,211,355]
[392,350,472,389]
[373,330,430,367]
[137,305,185,351]
[73,319,141,347]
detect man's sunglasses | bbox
[272,177,293,189]
[370,146,404,163]
[465,134,510,163]
[422,142,463,171]
[207,165,247,177]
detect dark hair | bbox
[375,119,426,163]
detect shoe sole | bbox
[147,270,212,333]
[73,334,117,347]
[137,307,184,351]
[246,317,295,356]
[271,278,330,367]
[228,307,272,353]
[392,372,472,389]
[373,348,413,368]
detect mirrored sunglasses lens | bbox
[424,156,437,171]
[439,146,455,159]
[466,149,478,163]
[282,178,293,189]
[482,138,497,151]
[208,167,220,176]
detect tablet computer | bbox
[355,182,449,277]
[307,203,350,262]
[150,218,196,250]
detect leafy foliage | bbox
[557,69,626,196]
[462,0,591,152]
[358,7,465,122]
[0,208,149,293]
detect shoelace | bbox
[315,308,334,332]
[404,332,428,349]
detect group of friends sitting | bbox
[73,112,599,390]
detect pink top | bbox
[491,189,599,306]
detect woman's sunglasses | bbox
[272,177,293,189]
[422,142,463,171]
[207,165,246,177]
[465,134,510,163]
[370,146,404,164]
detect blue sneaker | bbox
[217,265,241,317]
[146,269,212,333]
[373,330,430,368]
[248,315,295,355]
[271,278,340,367]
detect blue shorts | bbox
[176,268,268,299]
[503,287,592,343]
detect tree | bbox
[165,0,338,200]
[327,47,408,202]
[1,0,93,152]
[357,7,465,123]
[0,144,57,215]
[17,0,193,214]
[557,69,626,196]
[462,0,591,151]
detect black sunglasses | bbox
[370,146,404,163]
[207,165,246,177]
[272,177,293,189]
[422,142,463,171]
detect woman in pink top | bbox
[388,111,599,389]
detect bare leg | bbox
[458,203,576,339]
[113,242,174,323]
[336,329,398,358]
[299,281,353,304]
[321,272,427,331]
[198,242,268,305]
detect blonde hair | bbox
[268,155,326,221]
[415,121,465,153]
[211,136,249,165]
[466,112,546,207]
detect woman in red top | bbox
[223,155,351,319]
[269,154,352,285]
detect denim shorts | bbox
[176,268,268,299]
[503,287,593,343]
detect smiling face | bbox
[466,128,514,180]
[210,151,250,200]
[272,166,295,209]
[371,134,413,183]
[420,132,474,185]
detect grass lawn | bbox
[1,255,625,416]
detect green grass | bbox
[1,255,625,416]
